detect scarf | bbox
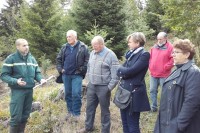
[125,47,144,60]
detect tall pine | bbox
[0,0,23,58]
[124,0,154,37]
[69,0,127,58]
[0,0,23,36]
[145,0,165,35]
[16,0,65,62]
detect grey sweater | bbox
[87,47,119,90]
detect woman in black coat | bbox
[154,39,200,133]
[117,32,150,133]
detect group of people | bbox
[1,30,200,133]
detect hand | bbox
[17,78,26,86]
[40,79,47,85]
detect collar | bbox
[179,60,194,71]
[165,60,194,83]
[17,50,29,60]
[67,40,80,47]
[154,42,167,50]
[127,47,144,61]
[94,47,106,56]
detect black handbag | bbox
[113,80,132,109]
[56,73,63,83]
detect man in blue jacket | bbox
[0,38,46,133]
[56,30,89,121]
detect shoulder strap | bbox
[101,51,110,82]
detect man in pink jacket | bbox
[149,32,174,112]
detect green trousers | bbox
[10,88,33,126]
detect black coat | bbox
[56,41,90,78]
[154,61,200,133]
[117,49,150,112]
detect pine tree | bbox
[69,0,127,58]
[145,0,165,35]
[124,0,154,37]
[0,0,23,36]
[0,0,22,58]
[16,0,65,62]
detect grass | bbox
[0,70,161,133]
[0,46,163,133]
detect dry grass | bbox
[0,68,161,133]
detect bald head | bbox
[15,38,29,56]
[91,36,104,45]
[15,38,28,46]
[91,36,105,53]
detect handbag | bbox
[113,79,132,109]
[56,73,63,83]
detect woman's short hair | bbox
[173,39,195,60]
[127,32,146,46]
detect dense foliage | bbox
[124,0,154,37]
[0,0,200,63]
[69,0,127,58]
[145,0,165,36]
[160,0,200,65]
[0,0,23,58]
[16,0,65,62]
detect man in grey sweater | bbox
[78,36,119,133]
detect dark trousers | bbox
[85,83,111,133]
[120,108,140,133]
[10,88,33,126]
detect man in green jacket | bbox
[0,38,46,133]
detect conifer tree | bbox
[16,0,65,62]
[145,0,165,35]
[0,0,23,36]
[124,0,154,37]
[0,0,22,58]
[69,0,127,58]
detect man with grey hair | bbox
[149,32,174,112]
[78,36,119,133]
[56,30,89,121]
[0,38,46,133]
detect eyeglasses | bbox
[172,51,183,54]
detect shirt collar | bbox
[95,47,106,56]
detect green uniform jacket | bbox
[0,51,42,89]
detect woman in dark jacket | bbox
[117,32,150,133]
[154,39,200,133]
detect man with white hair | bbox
[78,35,119,133]
[149,32,174,112]
[0,38,46,133]
[56,30,89,121]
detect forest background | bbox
[0,0,200,133]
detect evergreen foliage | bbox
[161,0,200,37]
[160,0,200,66]
[69,0,127,58]
[0,0,23,37]
[0,0,23,57]
[124,0,154,38]
[145,0,165,36]
[84,20,114,50]
[16,0,65,62]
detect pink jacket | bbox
[149,41,174,78]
